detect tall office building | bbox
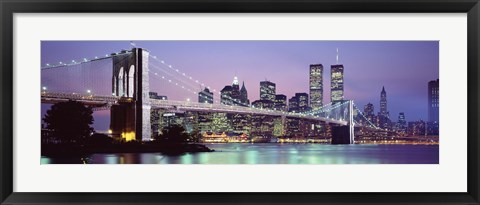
[274,94,287,111]
[296,93,309,112]
[220,76,248,106]
[260,80,276,101]
[220,85,234,105]
[231,76,241,101]
[288,96,299,112]
[330,64,344,103]
[363,102,376,125]
[378,86,390,129]
[397,112,407,132]
[379,86,389,117]
[198,87,213,104]
[428,79,439,123]
[309,64,323,110]
[239,81,250,105]
[364,103,374,117]
[288,93,309,112]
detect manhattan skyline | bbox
[41,41,439,130]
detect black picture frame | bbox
[1,0,479,204]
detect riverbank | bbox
[41,142,214,157]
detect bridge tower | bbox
[331,100,355,144]
[110,48,151,141]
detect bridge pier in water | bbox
[331,100,355,144]
[110,48,152,141]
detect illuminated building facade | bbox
[330,64,344,103]
[260,80,276,101]
[396,112,407,133]
[309,64,323,110]
[428,79,439,123]
[378,86,391,129]
[198,87,213,104]
[274,94,287,111]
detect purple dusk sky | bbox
[41,41,439,131]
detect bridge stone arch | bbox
[110,48,151,141]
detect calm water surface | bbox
[41,143,439,164]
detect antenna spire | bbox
[336,48,339,64]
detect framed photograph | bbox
[1,0,479,204]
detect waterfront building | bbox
[273,117,285,137]
[426,121,439,135]
[309,64,323,110]
[232,113,251,135]
[211,113,232,133]
[396,112,407,133]
[251,115,275,137]
[198,112,214,133]
[408,120,426,136]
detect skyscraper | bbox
[220,76,247,106]
[363,102,375,122]
[288,93,309,112]
[296,93,309,112]
[428,79,439,123]
[220,85,234,105]
[364,103,374,117]
[260,80,276,101]
[239,81,250,105]
[309,64,323,110]
[379,86,388,117]
[198,87,213,104]
[288,96,298,112]
[274,94,287,111]
[231,76,241,101]
[330,64,344,103]
[397,112,407,132]
[378,86,390,129]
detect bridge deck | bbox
[40,92,347,125]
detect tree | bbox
[156,124,190,143]
[43,101,94,143]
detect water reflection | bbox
[41,144,439,164]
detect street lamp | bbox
[87,90,91,94]
[42,86,47,91]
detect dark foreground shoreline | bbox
[41,142,214,157]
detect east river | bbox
[41,143,439,164]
